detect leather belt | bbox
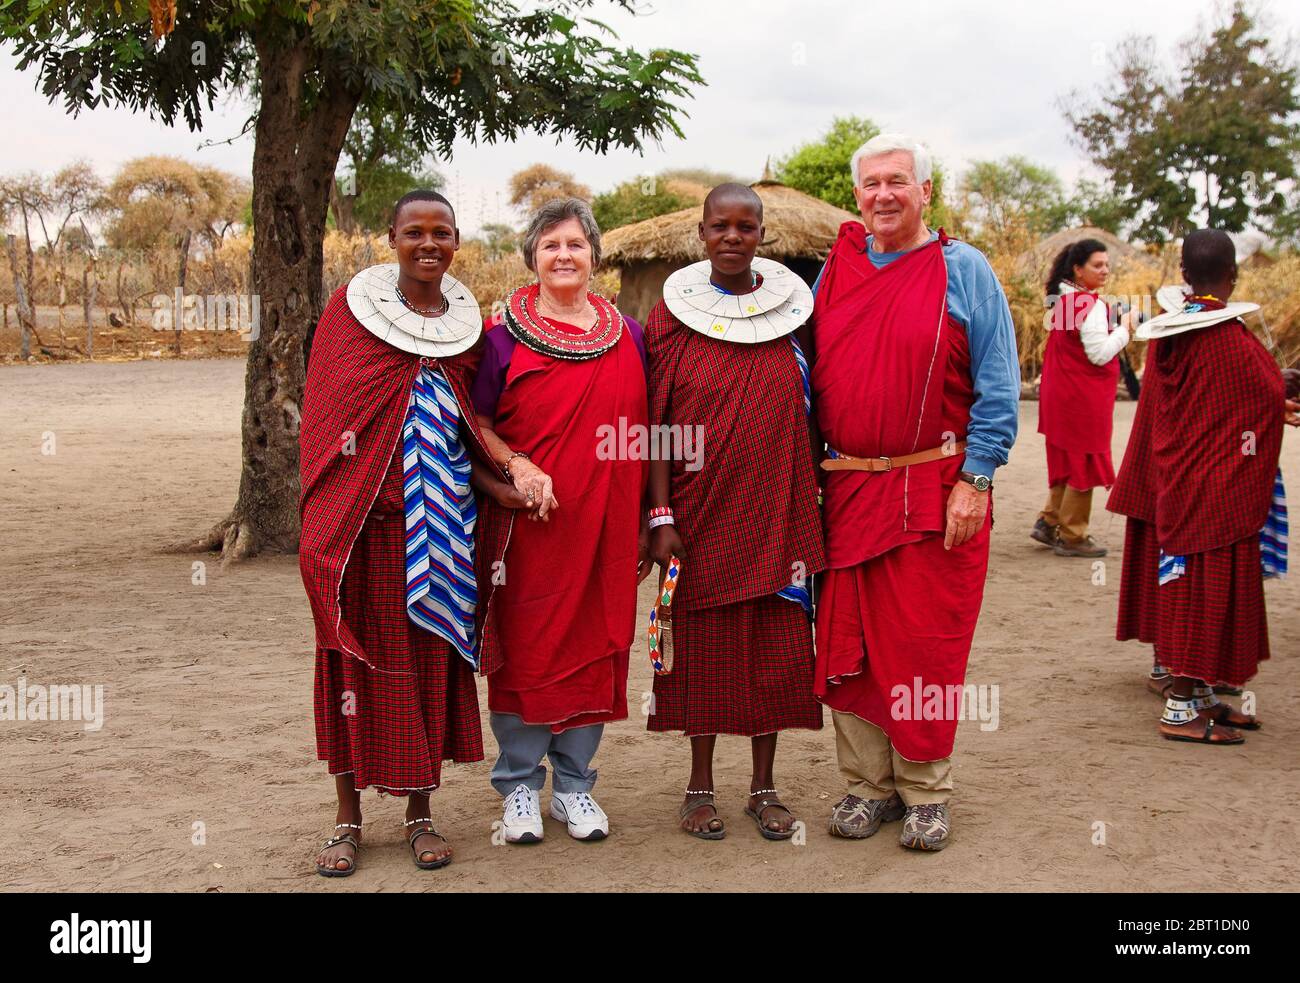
[820,440,965,473]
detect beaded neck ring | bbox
[395,283,450,318]
[503,283,623,361]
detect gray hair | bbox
[521,197,602,273]
[849,133,933,186]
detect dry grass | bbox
[7,223,1297,375]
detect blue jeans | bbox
[489,712,603,796]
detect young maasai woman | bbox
[1110,229,1290,745]
[644,184,825,840]
[301,190,523,876]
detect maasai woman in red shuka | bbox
[470,198,650,844]
[1033,238,1134,558]
[302,191,521,877]
[1110,229,1288,746]
[644,184,825,841]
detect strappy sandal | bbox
[1161,716,1244,745]
[744,789,797,841]
[1201,702,1262,731]
[315,823,361,878]
[403,819,452,870]
[679,791,725,840]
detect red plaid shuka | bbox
[643,302,825,611]
[1109,316,1283,683]
[1116,517,1159,644]
[648,594,822,736]
[314,446,483,790]
[1113,514,1268,683]
[301,286,511,790]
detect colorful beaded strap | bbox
[647,555,681,675]
[503,283,623,361]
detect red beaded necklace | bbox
[503,283,623,361]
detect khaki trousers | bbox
[1040,484,1093,543]
[832,710,953,806]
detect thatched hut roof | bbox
[602,180,861,266]
[1016,225,1153,278]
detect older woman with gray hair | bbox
[470,197,651,843]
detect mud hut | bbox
[602,179,862,325]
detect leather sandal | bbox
[404,819,452,870]
[315,823,361,877]
[679,792,725,840]
[744,790,797,841]
[1161,716,1244,745]
[1201,701,1262,731]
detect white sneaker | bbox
[550,791,609,840]
[501,784,544,843]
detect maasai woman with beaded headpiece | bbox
[470,197,651,844]
[643,183,826,841]
[302,190,524,877]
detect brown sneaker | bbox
[828,792,905,839]
[899,802,951,851]
[1030,518,1058,547]
[1053,535,1107,558]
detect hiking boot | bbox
[900,802,951,851]
[828,792,905,839]
[1054,535,1107,558]
[1030,517,1058,547]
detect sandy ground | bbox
[2,357,1298,893]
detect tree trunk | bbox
[83,258,97,359]
[174,35,359,562]
[174,229,192,354]
[5,234,33,360]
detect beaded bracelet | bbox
[648,514,676,530]
[647,506,674,519]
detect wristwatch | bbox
[959,471,992,492]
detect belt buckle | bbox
[876,456,892,473]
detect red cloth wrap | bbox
[1148,318,1282,555]
[811,224,991,761]
[1045,443,1114,490]
[1107,340,1162,523]
[482,320,648,732]
[299,285,505,670]
[811,223,963,568]
[643,301,825,610]
[1038,291,1118,454]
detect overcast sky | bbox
[2,0,1297,235]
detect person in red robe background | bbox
[1110,229,1291,745]
[811,134,1020,852]
[302,191,523,877]
[644,184,825,841]
[1033,238,1136,557]
[471,197,650,844]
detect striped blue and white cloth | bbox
[778,335,814,617]
[1158,468,1287,586]
[402,364,479,666]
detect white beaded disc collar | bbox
[662,257,814,344]
[346,263,482,357]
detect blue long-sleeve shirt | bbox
[812,232,1020,479]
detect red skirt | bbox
[1046,440,1114,491]
[1116,517,1159,644]
[1154,534,1269,687]
[313,446,483,793]
[815,524,991,762]
[648,594,822,737]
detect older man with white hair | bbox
[810,133,1019,850]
